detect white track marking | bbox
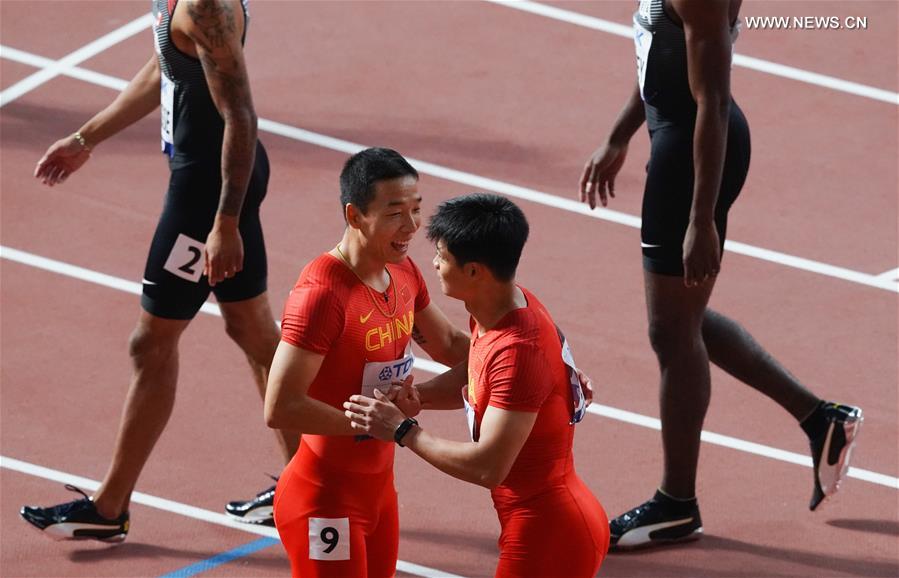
[1,46,895,293]
[483,0,899,105]
[1,45,129,91]
[875,267,899,281]
[1,456,464,578]
[3,245,896,491]
[0,14,152,107]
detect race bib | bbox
[163,233,204,283]
[360,346,415,398]
[160,73,175,158]
[308,517,349,561]
[462,387,478,442]
[638,0,651,20]
[633,16,653,100]
[559,332,587,424]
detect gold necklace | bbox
[335,244,398,318]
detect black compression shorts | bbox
[641,100,751,276]
[140,141,270,320]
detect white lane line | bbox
[0,13,152,107]
[415,359,898,490]
[875,267,899,281]
[3,245,896,491]
[0,456,465,578]
[1,47,896,294]
[483,0,899,106]
[0,45,129,92]
[264,118,899,294]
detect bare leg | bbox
[219,292,300,462]
[92,311,190,518]
[644,271,716,500]
[702,309,819,421]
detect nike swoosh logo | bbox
[640,242,663,248]
[617,517,696,548]
[359,310,373,324]
[141,278,157,285]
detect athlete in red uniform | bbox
[264,148,469,578]
[345,193,609,577]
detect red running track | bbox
[1,1,896,577]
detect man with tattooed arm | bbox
[22,0,293,541]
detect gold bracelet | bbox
[73,132,91,151]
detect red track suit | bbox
[273,253,429,578]
[466,287,610,578]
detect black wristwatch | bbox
[394,417,419,447]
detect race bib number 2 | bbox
[308,517,349,561]
[163,234,205,283]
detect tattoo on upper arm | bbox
[412,325,428,346]
[186,0,236,51]
[186,0,245,96]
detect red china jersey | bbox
[466,287,576,505]
[281,253,430,473]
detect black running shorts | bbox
[641,100,751,276]
[140,142,270,320]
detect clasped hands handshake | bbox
[343,377,420,443]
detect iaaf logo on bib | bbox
[378,358,414,382]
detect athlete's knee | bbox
[223,305,279,360]
[223,317,252,348]
[701,308,730,336]
[224,315,278,352]
[647,317,703,364]
[128,321,182,368]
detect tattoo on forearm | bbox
[185,1,256,219]
[412,326,428,346]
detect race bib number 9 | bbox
[308,517,350,561]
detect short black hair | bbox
[427,193,529,282]
[339,148,418,218]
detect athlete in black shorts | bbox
[23,0,297,542]
[579,0,862,550]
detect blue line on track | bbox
[158,537,280,578]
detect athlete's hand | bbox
[579,140,628,209]
[34,134,92,187]
[386,376,421,418]
[682,219,720,287]
[576,369,594,408]
[343,389,406,442]
[204,215,244,286]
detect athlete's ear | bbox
[465,262,480,278]
[345,203,362,229]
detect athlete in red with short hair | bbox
[345,193,609,577]
[264,148,469,578]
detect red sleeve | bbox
[486,343,554,412]
[280,284,344,355]
[408,258,431,312]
